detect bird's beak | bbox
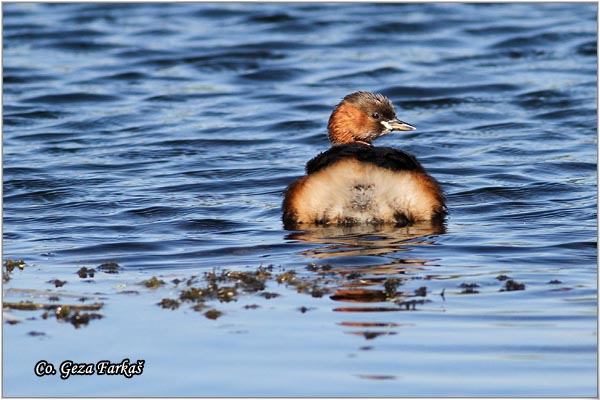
[381,119,416,132]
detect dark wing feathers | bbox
[305,143,425,174]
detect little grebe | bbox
[282,91,445,228]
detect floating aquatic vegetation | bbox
[76,267,95,278]
[3,271,107,328]
[4,301,104,328]
[97,262,121,274]
[158,298,180,310]
[54,310,103,329]
[4,301,103,312]
[179,287,206,302]
[501,279,526,292]
[217,286,238,302]
[145,261,442,320]
[47,279,67,288]
[259,292,280,299]
[4,259,26,282]
[395,299,431,310]
[118,290,140,295]
[6,258,529,329]
[275,267,334,298]
[383,278,400,297]
[275,270,297,284]
[305,263,335,276]
[204,309,222,320]
[5,259,26,272]
[141,276,165,288]
[459,283,480,294]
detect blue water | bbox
[3,2,597,397]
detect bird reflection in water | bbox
[285,220,445,260]
[285,220,446,346]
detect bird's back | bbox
[283,144,445,228]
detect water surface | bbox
[3,2,597,397]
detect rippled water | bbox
[3,2,597,397]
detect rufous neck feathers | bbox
[327,102,373,146]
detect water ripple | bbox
[24,92,121,104]
[3,3,596,396]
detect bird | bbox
[282,91,445,229]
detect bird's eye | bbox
[371,113,380,120]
